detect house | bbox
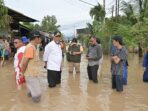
[0,7,37,37]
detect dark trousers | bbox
[87,65,99,83]
[143,67,148,82]
[47,70,61,87]
[112,75,123,92]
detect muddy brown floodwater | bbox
[0,53,148,111]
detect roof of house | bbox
[7,7,38,22]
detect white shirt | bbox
[43,41,62,71]
[14,46,26,80]
[14,46,26,69]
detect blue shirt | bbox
[143,51,148,68]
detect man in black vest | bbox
[67,38,83,74]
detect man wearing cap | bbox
[21,36,29,45]
[111,35,127,92]
[67,38,83,74]
[21,31,42,102]
[13,37,27,90]
[43,31,63,88]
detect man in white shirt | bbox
[43,31,63,88]
[14,37,27,90]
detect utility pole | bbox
[103,0,105,10]
[115,0,118,17]
[112,5,114,18]
[118,0,120,16]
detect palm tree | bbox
[121,0,148,56]
[89,3,106,22]
[121,1,137,25]
[132,0,148,21]
[86,23,94,35]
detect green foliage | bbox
[84,0,148,53]
[131,21,148,48]
[21,22,35,30]
[86,23,94,35]
[90,3,105,22]
[41,15,60,32]
[121,1,138,25]
[34,24,41,30]
[0,0,10,29]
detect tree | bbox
[120,0,148,54]
[34,23,41,30]
[122,0,148,22]
[21,22,35,30]
[121,1,137,25]
[0,0,10,29]
[90,3,105,22]
[133,0,148,21]
[86,23,94,35]
[41,15,60,32]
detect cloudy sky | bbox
[4,0,120,37]
[4,0,116,25]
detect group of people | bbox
[14,31,67,103]
[1,29,148,104]
[0,39,11,67]
[13,30,130,103]
[66,35,128,93]
[66,36,103,84]
[3,28,141,103]
[9,31,42,103]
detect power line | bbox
[78,0,95,6]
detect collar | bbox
[54,40,60,45]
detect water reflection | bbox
[0,54,148,111]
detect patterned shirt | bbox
[111,46,127,75]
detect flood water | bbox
[0,53,148,111]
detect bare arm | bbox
[21,58,30,75]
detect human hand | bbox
[72,52,77,55]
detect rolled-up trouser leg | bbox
[68,62,73,73]
[74,63,80,73]
[25,76,41,102]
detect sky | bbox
[4,0,116,37]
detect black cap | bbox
[30,30,42,40]
[54,31,61,37]
[72,38,77,43]
[112,35,123,45]
[32,31,41,37]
